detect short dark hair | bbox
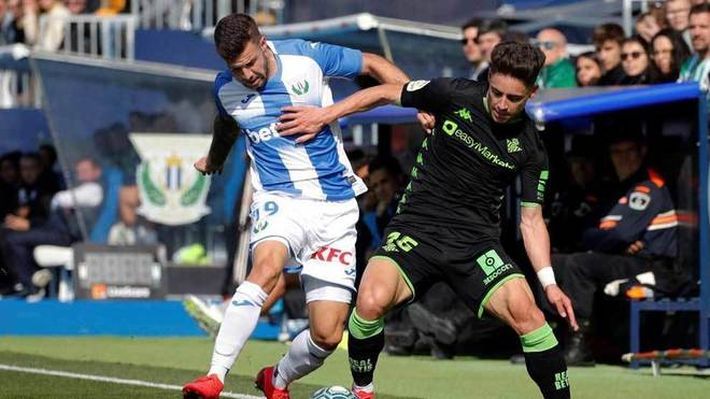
[690,2,710,17]
[489,41,545,88]
[478,19,508,39]
[214,13,261,62]
[592,23,625,47]
[461,18,482,32]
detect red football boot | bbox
[255,366,290,399]
[182,374,223,399]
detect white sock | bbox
[208,281,267,382]
[273,329,333,389]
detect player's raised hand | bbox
[545,284,579,331]
[417,111,435,134]
[278,105,327,143]
[194,156,222,175]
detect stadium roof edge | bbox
[201,13,462,41]
[29,51,217,81]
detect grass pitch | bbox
[0,337,707,398]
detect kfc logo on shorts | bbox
[311,246,353,266]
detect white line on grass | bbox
[0,364,264,399]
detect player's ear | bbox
[528,85,539,99]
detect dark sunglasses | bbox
[621,51,644,61]
[460,37,477,45]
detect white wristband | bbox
[537,266,556,288]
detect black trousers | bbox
[551,252,663,320]
[0,226,72,287]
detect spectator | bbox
[10,152,57,227]
[0,157,102,299]
[651,28,692,82]
[534,28,577,88]
[666,0,692,48]
[0,0,18,44]
[361,156,404,247]
[107,185,157,245]
[547,141,602,254]
[678,2,710,96]
[0,152,20,218]
[64,0,88,14]
[575,52,603,86]
[475,19,507,82]
[620,36,656,84]
[94,0,124,16]
[593,23,627,85]
[16,0,38,46]
[38,143,63,190]
[460,18,486,81]
[635,11,663,45]
[552,135,680,366]
[34,0,70,51]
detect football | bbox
[310,385,358,399]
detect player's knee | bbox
[310,325,343,350]
[509,296,545,335]
[248,259,282,291]
[355,287,391,320]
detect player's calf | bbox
[522,323,570,399]
[347,310,385,395]
[486,279,570,398]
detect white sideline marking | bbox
[0,364,264,399]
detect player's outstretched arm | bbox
[195,114,240,175]
[361,53,409,85]
[361,53,435,133]
[277,83,404,143]
[520,205,579,331]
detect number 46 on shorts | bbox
[382,231,418,253]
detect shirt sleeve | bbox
[305,41,363,79]
[50,183,103,210]
[399,78,456,113]
[213,71,232,119]
[582,182,664,252]
[520,134,549,207]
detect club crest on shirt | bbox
[289,79,310,96]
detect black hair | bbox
[489,41,545,87]
[214,13,261,62]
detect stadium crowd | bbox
[0,0,127,51]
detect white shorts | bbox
[249,192,359,293]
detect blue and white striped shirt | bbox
[215,39,367,201]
